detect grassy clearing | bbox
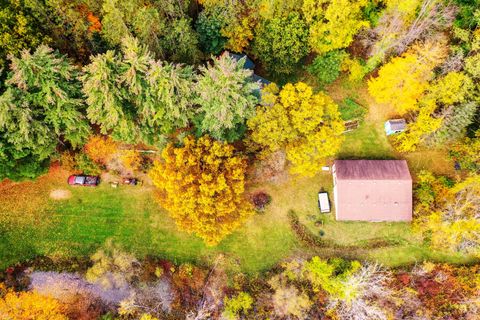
[327,80,456,178]
[262,171,478,267]
[338,98,367,121]
[324,78,396,160]
[0,168,298,275]
[0,151,473,274]
[338,122,395,159]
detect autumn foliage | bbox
[248,82,344,176]
[368,41,447,115]
[222,16,256,53]
[393,262,480,319]
[414,172,480,255]
[0,284,68,320]
[83,135,118,165]
[77,4,102,33]
[120,150,143,171]
[303,0,369,54]
[149,135,253,245]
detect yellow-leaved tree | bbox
[198,0,257,53]
[368,41,447,115]
[302,0,369,54]
[247,82,345,176]
[222,15,256,53]
[428,71,473,106]
[385,0,423,19]
[0,284,67,320]
[414,173,480,256]
[393,98,442,152]
[120,150,142,171]
[149,135,253,245]
[393,71,473,152]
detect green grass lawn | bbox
[338,121,395,160]
[339,98,367,121]
[275,172,477,267]
[1,169,474,275]
[0,174,298,275]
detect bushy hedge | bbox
[307,50,347,85]
[339,97,366,121]
[287,210,324,247]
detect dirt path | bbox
[49,189,72,200]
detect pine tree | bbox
[0,45,90,180]
[82,36,195,145]
[432,102,478,144]
[194,53,260,142]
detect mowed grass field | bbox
[259,170,476,267]
[1,163,473,275]
[0,167,298,274]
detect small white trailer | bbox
[318,192,331,213]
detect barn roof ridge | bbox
[334,159,412,180]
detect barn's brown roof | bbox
[334,160,411,180]
[333,160,412,221]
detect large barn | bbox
[332,160,412,221]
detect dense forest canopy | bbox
[1,0,478,160]
[1,0,478,177]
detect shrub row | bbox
[287,210,324,248]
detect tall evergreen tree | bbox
[0,45,90,180]
[194,53,260,142]
[432,102,479,144]
[82,36,195,145]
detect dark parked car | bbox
[68,175,100,186]
[123,178,139,185]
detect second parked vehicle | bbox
[67,175,100,186]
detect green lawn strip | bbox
[369,245,478,267]
[41,185,212,264]
[0,224,41,268]
[294,210,479,266]
[338,122,395,160]
[0,183,299,274]
[218,219,299,275]
[1,169,475,273]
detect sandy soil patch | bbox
[49,189,72,200]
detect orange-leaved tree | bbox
[120,150,142,171]
[83,135,118,165]
[0,284,68,320]
[149,135,253,245]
